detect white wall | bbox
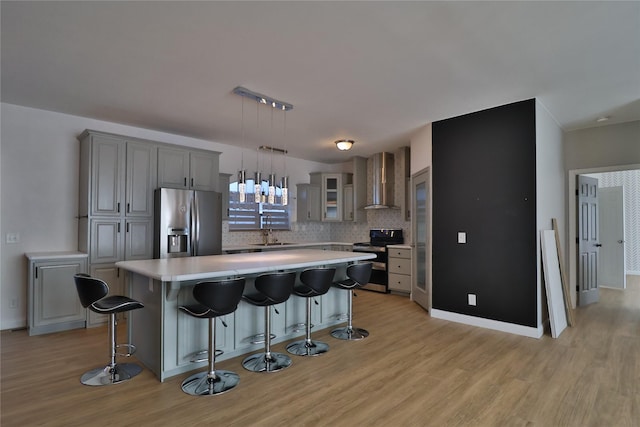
[564,120,640,305]
[0,103,329,330]
[584,169,640,275]
[410,123,432,174]
[564,121,640,170]
[535,100,565,328]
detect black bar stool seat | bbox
[179,278,245,396]
[331,263,372,341]
[73,273,144,386]
[242,272,296,373]
[286,268,336,356]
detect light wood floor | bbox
[2,277,639,426]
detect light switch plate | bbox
[457,232,466,244]
[5,233,20,244]
[468,294,477,306]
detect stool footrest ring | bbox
[247,333,276,345]
[115,343,136,357]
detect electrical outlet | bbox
[457,232,466,244]
[468,294,477,306]
[5,232,20,244]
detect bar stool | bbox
[330,262,373,341]
[242,272,296,373]
[286,268,336,356]
[73,273,144,386]
[179,278,245,396]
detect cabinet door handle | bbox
[184,177,187,186]
[117,202,120,213]
[191,178,194,187]
[126,222,130,233]
[127,203,130,213]
[34,266,38,279]
[117,222,121,233]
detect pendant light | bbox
[238,97,247,202]
[280,108,289,206]
[254,101,262,203]
[267,149,276,205]
[267,109,276,205]
[232,86,293,206]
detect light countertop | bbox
[25,251,88,260]
[116,249,375,282]
[387,244,412,249]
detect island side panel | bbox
[128,272,162,379]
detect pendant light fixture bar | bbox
[233,86,293,111]
[258,145,288,155]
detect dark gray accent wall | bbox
[432,99,537,327]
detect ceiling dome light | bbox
[335,139,355,151]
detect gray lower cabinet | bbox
[26,252,88,336]
[388,246,412,294]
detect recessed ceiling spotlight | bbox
[335,139,354,151]
[596,116,610,123]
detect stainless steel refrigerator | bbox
[154,188,222,258]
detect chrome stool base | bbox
[242,352,292,373]
[331,326,369,341]
[181,370,240,396]
[286,339,329,356]
[80,362,143,386]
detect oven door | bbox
[352,247,388,293]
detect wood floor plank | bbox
[2,276,639,426]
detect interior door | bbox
[599,186,626,289]
[411,168,430,311]
[577,175,600,306]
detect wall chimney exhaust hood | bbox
[365,152,399,209]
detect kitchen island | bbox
[116,249,375,381]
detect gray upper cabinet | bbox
[190,151,219,191]
[126,141,156,217]
[341,156,367,223]
[80,131,156,218]
[88,133,125,216]
[297,183,321,222]
[158,147,219,191]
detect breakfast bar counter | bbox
[117,249,375,381]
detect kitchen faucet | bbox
[262,215,274,245]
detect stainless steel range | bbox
[352,229,404,293]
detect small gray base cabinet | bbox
[26,252,88,336]
[387,246,412,294]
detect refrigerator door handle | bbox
[192,192,199,256]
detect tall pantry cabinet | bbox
[78,130,157,325]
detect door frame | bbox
[567,163,639,308]
[411,167,431,311]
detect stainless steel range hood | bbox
[364,152,400,209]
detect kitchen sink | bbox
[250,242,296,246]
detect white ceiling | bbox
[2,1,639,164]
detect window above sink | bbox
[228,178,290,231]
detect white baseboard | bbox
[431,309,543,339]
[0,320,27,331]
